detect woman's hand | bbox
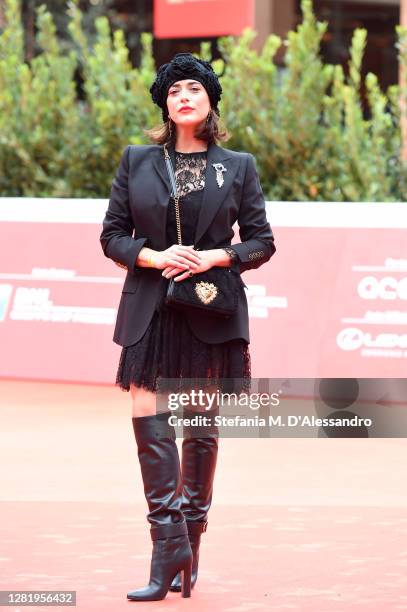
[162,250,216,282]
[154,244,202,272]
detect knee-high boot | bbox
[169,405,219,592]
[127,412,193,601]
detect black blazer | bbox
[100,141,276,347]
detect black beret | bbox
[150,52,222,122]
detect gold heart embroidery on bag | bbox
[195,281,218,305]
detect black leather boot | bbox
[127,412,193,601]
[169,406,219,592]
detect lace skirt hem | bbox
[115,304,251,395]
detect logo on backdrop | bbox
[358,275,407,300]
[337,258,407,359]
[337,328,407,353]
[0,284,13,322]
[7,287,116,325]
[246,284,287,319]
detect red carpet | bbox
[1,379,406,610]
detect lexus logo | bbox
[337,328,407,350]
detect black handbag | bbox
[163,143,243,318]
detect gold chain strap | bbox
[174,194,182,246]
[163,143,182,246]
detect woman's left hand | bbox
[162,249,214,282]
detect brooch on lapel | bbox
[212,163,227,188]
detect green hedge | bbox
[1,0,407,200]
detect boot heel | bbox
[181,561,192,598]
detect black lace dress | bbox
[116,150,251,394]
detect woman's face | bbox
[166,79,210,128]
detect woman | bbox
[100,53,276,601]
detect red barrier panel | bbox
[154,0,254,38]
[0,199,406,384]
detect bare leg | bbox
[130,384,158,418]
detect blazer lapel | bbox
[151,144,174,197]
[150,145,175,249]
[151,141,237,249]
[194,143,235,246]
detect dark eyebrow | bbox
[169,80,201,88]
